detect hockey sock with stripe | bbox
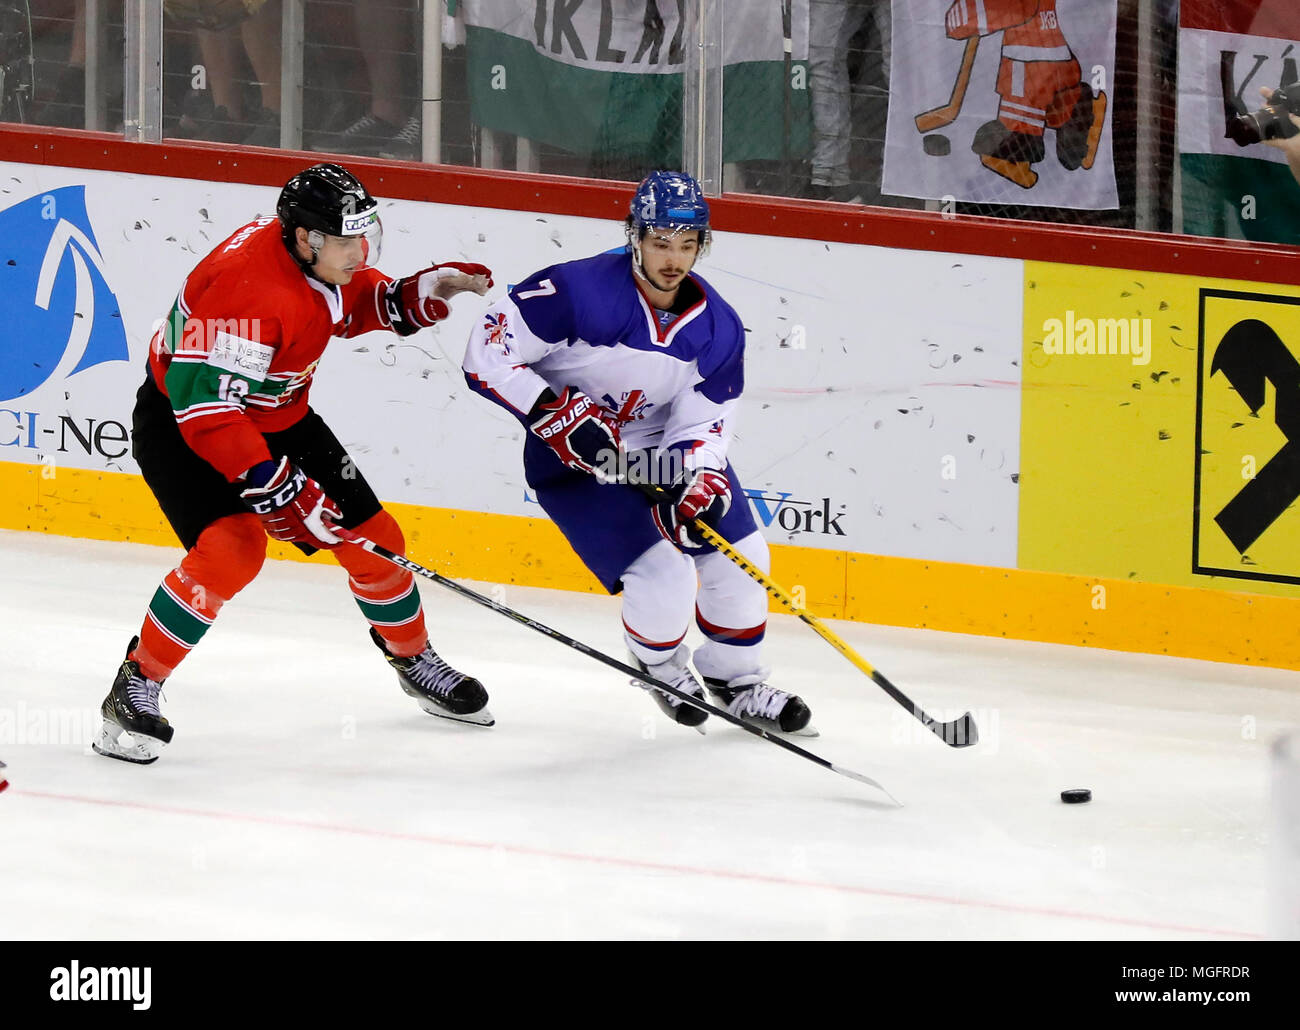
[132,568,226,681]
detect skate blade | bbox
[414,699,495,726]
[1081,91,1107,170]
[980,154,1038,188]
[91,722,165,764]
[739,718,819,739]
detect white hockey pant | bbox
[621,532,770,684]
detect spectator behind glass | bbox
[34,0,87,128]
[308,0,420,161]
[806,0,887,203]
[167,0,281,146]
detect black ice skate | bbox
[92,636,174,764]
[704,673,817,737]
[371,628,493,726]
[1055,83,1107,171]
[629,645,709,732]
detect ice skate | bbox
[1056,83,1107,171]
[92,636,174,764]
[371,628,493,726]
[704,673,817,737]
[629,645,709,732]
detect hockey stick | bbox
[333,527,898,800]
[914,36,979,133]
[638,483,977,749]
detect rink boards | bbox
[2,155,1299,669]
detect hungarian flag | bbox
[1179,0,1300,244]
[463,1,811,164]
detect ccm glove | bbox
[386,262,494,336]
[653,468,732,550]
[240,457,342,548]
[528,387,621,479]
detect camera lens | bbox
[1227,112,1265,146]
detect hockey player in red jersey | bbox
[944,0,1107,188]
[94,163,495,764]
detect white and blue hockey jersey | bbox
[462,250,745,472]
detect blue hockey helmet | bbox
[627,171,711,251]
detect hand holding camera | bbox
[1224,84,1300,188]
[1226,85,1300,146]
[1257,87,1300,147]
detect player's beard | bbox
[633,249,689,296]
[646,268,680,293]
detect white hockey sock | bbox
[621,539,697,667]
[692,531,770,683]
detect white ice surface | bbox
[1,529,1295,940]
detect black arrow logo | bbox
[1210,318,1300,552]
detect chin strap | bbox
[627,229,648,285]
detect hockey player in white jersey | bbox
[463,171,813,735]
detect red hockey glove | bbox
[653,468,732,551]
[240,457,342,548]
[385,262,494,336]
[528,387,621,480]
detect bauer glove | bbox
[528,386,621,481]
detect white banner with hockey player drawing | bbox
[882,0,1118,209]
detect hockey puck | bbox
[1060,788,1092,804]
[923,133,951,157]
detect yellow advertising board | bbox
[1020,262,1300,600]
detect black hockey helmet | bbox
[277,162,382,267]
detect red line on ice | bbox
[16,788,1262,939]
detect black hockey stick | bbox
[634,481,978,749]
[334,527,898,801]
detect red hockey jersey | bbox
[147,218,394,481]
[946,0,1070,56]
